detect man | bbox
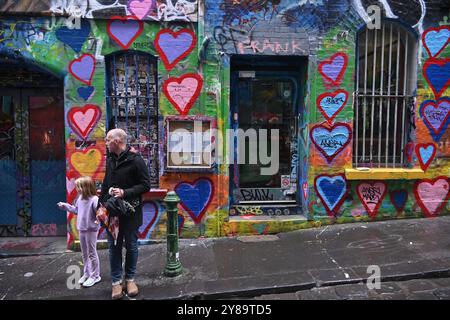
[101,128,150,300]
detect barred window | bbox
[354,21,417,168]
[105,51,159,187]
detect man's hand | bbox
[111,188,124,198]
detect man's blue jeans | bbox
[107,221,139,284]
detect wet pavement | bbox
[0,216,450,300]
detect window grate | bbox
[105,51,159,187]
[353,22,416,168]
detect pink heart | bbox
[356,182,387,219]
[66,177,76,194]
[128,0,153,20]
[73,109,95,133]
[163,73,203,115]
[415,177,449,217]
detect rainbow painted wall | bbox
[0,0,448,250]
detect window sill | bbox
[345,168,425,180]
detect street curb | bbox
[157,268,450,300]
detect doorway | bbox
[230,55,307,216]
[0,57,66,236]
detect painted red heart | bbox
[414,177,450,218]
[154,29,197,71]
[356,182,387,219]
[107,16,143,49]
[422,58,450,99]
[66,171,79,204]
[139,201,160,239]
[318,52,348,86]
[415,143,437,171]
[316,89,348,124]
[67,104,101,140]
[68,53,96,86]
[163,73,203,115]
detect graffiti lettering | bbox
[240,189,274,201]
[361,186,382,204]
[319,139,344,148]
[238,39,304,54]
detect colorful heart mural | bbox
[69,54,96,86]
[66,171,79,204]
[414,177,450,218]
[251,222,269,235]
[316,89,348,124]
[138,201,160,239]
[69,147,104,178]
[128,0,154,20]
[55,19,91,53]
[419,98,450,142]
[415,143,437,171]
[154,29,197,71]
[423,58,450,99]
[310,122,352,163]
[314,174,347,217]
[107,16,143,49]
[389,190,408,214]
[174,178,214,224]
[77,86,95,101]
[318,52,348,86]
[356,182,387,219]
[163,73,203,115]
[422,26,450,58]
[67,104,101,140]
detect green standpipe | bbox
[164,191,183,277]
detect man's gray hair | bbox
[108,128,127,143]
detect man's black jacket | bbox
[100,146,151,229]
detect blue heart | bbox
[56,19,91,53]
[424,61,450,97]
[419,145,434,165]
[175,179,213,224]
[390,190,408,211]
[311,125,351,161]
[252,223,267,234]
[316,175,346,211]
[425,29,450,57]
[77,86,95,101]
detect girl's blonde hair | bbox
[75,176,97,199]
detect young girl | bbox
[57,176,101,287]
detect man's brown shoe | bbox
[126,281,139,297]
[112,284,124,300]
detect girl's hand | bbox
[57,202,65,209]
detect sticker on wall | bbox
[154,29,197,71]
[302,181,308,200]
[314,174,347,217]
[69,54,96,86]
[138,201,160,239]
[55,19,91,53]
[174,178,214,224]
[415,143,437,171]
[422,26,450,58]
[310,122,352,163]
[107,16,143,49]
[419,98,450,142]
[356,181,387,219]
[128,0,154,20]
[77,86,95,101]
[316,89,348,124]
[69,147,104,177]
[422,58,450,99]
[318,52,348,86]
[163,73,203,115]
[414,177,450,218]
[67,104,102,140]
[389,190,408,215]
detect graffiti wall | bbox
[0,0,449,246]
